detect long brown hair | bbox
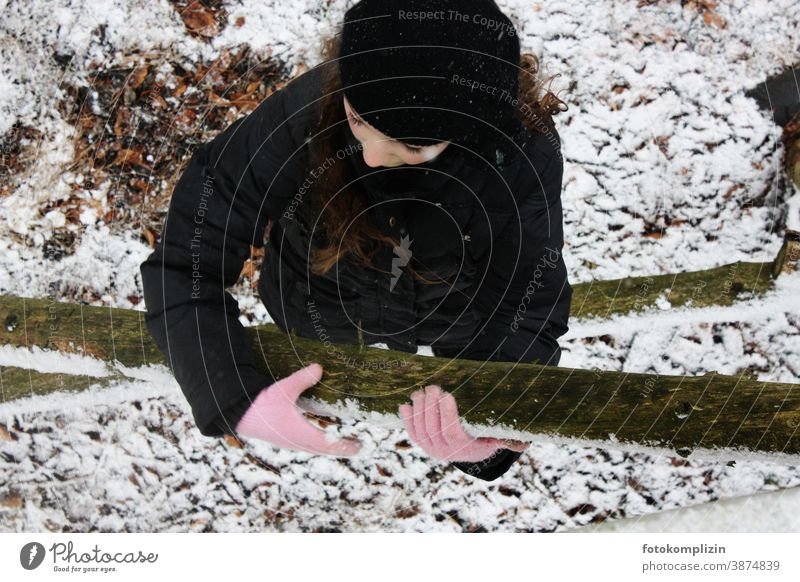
[304,33,568,281]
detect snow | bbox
[1,0,800,531]
[576,486,800,532]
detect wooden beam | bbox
[1,295,799,461]
[570,229,798,320]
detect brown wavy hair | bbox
[304,33,568,281]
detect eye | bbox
[347,111,364,126]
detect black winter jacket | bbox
[140,65,573,481]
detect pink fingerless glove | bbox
[235,363,361,456]
[398,385,528,463]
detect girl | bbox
[141,0,572,482]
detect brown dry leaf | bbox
[181,2,219,38]
[223,434,244,448]
[174,108,197,129]
[235,15,245,28]
[239,258,255,281]
[723,183,744,200]
[78,115,95,131]
[215,48,233,71]
[142,227,157,248]
[0,424,16,441]
[643,231,665,239]
[304,412,341,429]
[208,91,230,105]
[234,100,259,113]
[128,472,140,488]
[192,64,207,83]
[244,81,261,97]
[130,177,149,191]
[702,9,727,28]
[0,493,23,509]
[112,148,153,170]
[130,66,149,89]
[149,93,168,109]
[113,107,131,136]
[172,82,188,98]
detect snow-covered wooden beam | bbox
[570,229,799,320]
[1,295,799,463]
[785,109,800,193]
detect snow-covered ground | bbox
[576,487,800,533]
[1,0,799,531]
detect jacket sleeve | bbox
[139,83,306,438]
[451,139,573,481]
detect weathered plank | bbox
[2,295,799,460]
[570,230,798,320]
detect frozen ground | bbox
[1,0,799,531]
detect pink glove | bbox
[398,384,528,463]
[235,363,361,456]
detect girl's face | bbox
[343,96,450,168]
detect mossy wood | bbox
[785,114,800,192]
[569,230,799,320]
[2,295,799,458]
[0,366,122,401]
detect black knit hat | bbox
[337,0,524,161]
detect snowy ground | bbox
[1,0,799,531]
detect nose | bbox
[361,144,389,168]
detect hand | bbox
[235,363,361,456]
[398,384,528,463]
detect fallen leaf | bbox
[111,148,153,170]
[130,65,149,89]
[0,424,16,441]
[239,258,255,281]
[702,9,727,28]
[142,227,156,249]
[0,493,22,509]
[208,91,230,105]
[172,83,188,98]
[181,2,219,38]
[223,434,244,449]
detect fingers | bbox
[398,403,418,442]
[502,440,529,453]
[410,388,435,451]
[289,414,362,456]
[439,390,470,447]
[399,386,524,462]
[424,385,446,451]
[275,363,323,402]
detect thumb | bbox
[276,363,324,401]
[502,439,529,452]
